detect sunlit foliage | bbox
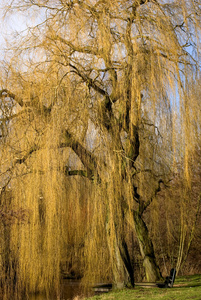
[0,0,200,298]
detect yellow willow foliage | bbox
[0,0,201,295]
[0,88,83,297]
[7,147,65,293]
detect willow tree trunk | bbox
[106,222,134,288]
[134,212,162,282]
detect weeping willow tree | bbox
[0,0,201,297]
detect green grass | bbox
[86,274,201,300]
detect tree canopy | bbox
[0,0,201,298]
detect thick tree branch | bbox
[63,168,91,179]
[64,130,98,181]
[69,64,110,98]
[0,89,53,116]
[139,179,167,215]
[69,64,123,146]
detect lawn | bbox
[85,274,201,300]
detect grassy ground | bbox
[85,274,201,300]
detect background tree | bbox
[148,78,201,276]
[0,0,201,297]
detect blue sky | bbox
[0,2,44,57]
[0,5,25,55]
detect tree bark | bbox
[133,212,162,282]
[106,221,134,288]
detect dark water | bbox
[28,279,93,300]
